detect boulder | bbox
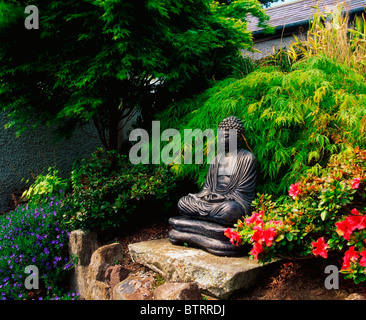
[82,243,124,300]
[153,282,202,300]
[346,293,366,300]
[89,243,124,281]
[69,229,99,266]
[105,265,114,282]
[68,230,99,298]
[87,280,111,300]
[113,275,154,300]
[129,238,279,299]
[109,265,130,291]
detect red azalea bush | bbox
[226,146,366,284]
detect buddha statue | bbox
[169,116,258,256]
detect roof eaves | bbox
[252,5,366,40]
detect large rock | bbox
[86,280,111,300]
[153,282,202,300]
[107,265,130,292]
[89,243,124,281]
[68,230,99,298]
[69,229,99,266]
[113,275,154,300]
[69,233,125,300]
[346,293,366,300]
[129,238,278,299]
[84,243,124,300]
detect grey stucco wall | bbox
[243,35,296,60]
[0,111,102,212]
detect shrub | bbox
[62,148,179,232]
[157,55,366,195]
[22,167,69,205]
[0,198,77,300]
[227,146,366,284]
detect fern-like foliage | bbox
[157,56,366,195]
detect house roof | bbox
[248,0,366,37]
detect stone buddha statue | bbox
[169,116,258,256]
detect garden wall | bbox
[0,111,102,212]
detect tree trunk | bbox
[107,103,121,151]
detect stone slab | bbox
[128,238,278,299]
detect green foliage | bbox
[62,148,179,231]
[0,0,271,150]
[157,55,366,195]
[22,167,68,204]
[0,1,22,27]
[0,199,77,300]
[232,147,366,284]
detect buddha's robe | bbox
[178,149,257,225]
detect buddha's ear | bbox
[241,134,253,152]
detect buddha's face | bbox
[218,129,240,153]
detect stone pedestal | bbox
[169,216,247,256]
[128,238,278,299]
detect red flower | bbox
[360,249,366,267]
[351,177,361,189]
[347,215,366,231]
[245,210,264,226]
[250,242,263,260]
[335,210,366,241]
[341,246,359,270]
[224,228,241,246]
[289,182,301,200]
[251,225,276,247]
[263,228,276,247]
[311,237,328,258]
[335,219,354,241]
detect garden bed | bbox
[109,222,366,300]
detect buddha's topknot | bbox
[218,116,245,137]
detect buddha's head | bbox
[218,116,245,152]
